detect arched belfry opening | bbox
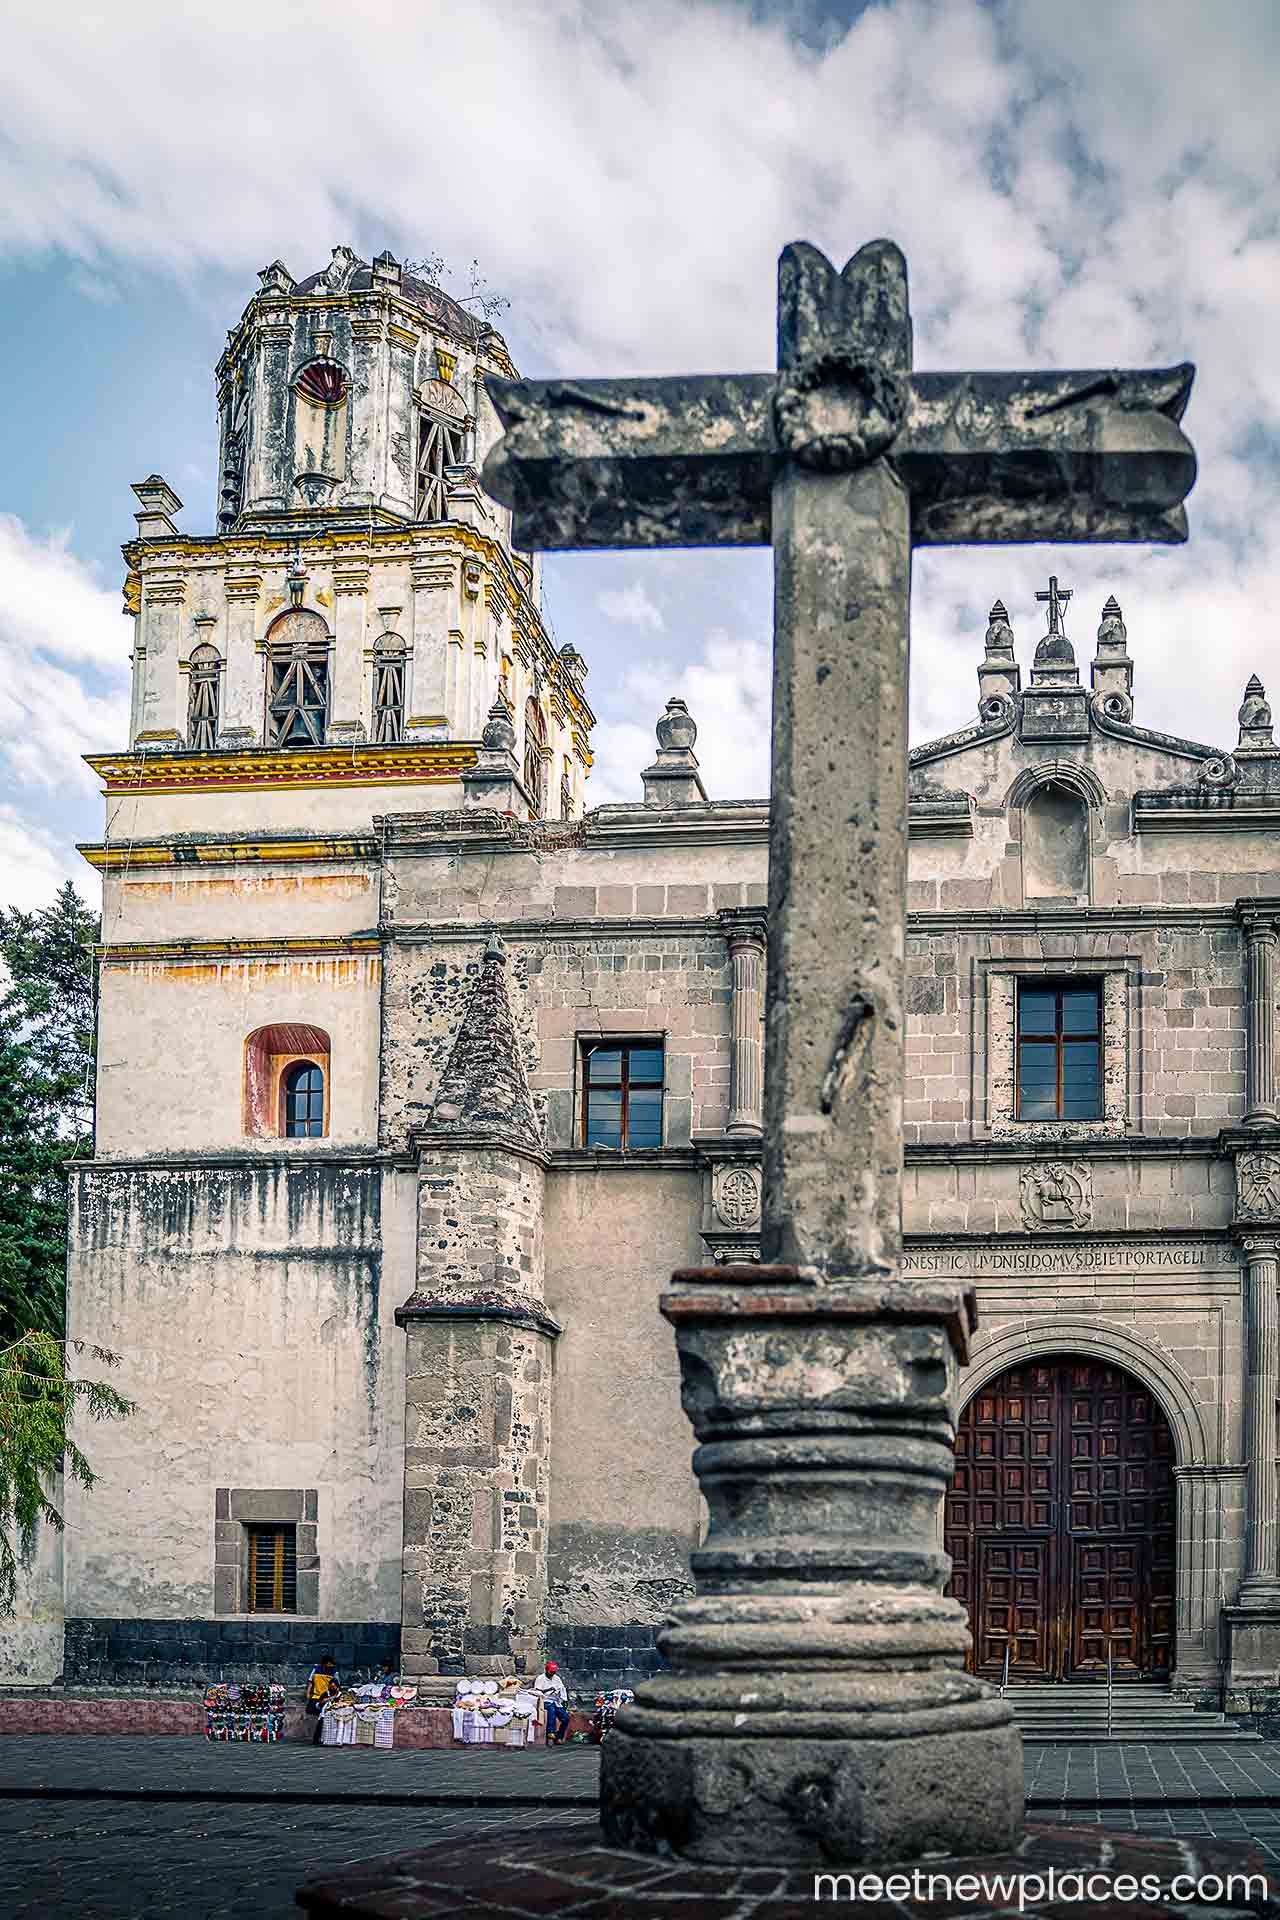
[946,1355,1176,1684]
[1022,778,1090,904]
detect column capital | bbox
[1240,906,1280,941]
[718,905,768,948]
[1237,1231,1280,1259]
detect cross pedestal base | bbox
[601,1710,1022,1863]
[589,1265,1020,1865]
[296,1820,1280,1918]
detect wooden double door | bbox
[945,1357,1176,1683]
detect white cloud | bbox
[1,0,1280,830]
[596,581,666,632]
[0,518,126,908]
[591,629,772,805]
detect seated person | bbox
[533,1660,570,1744]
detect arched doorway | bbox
[946,1355,1176,1683]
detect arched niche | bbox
[1022,778,1090,904]
[244,1023,331,1138]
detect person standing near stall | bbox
[305,1652,339,1746]
[533,1660,570,1744]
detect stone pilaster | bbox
[405,558,454,740]
[1237,1232,1280,1606]
[396,938,557,1679]
[328,563,369,743]
[134,575,187,747]
[720,909,766,1135]
[219,570,264,746]
[1243,913,1279,1125]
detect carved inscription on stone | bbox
[1019,1160,1092,1232]
[715,1164,762,1228]
[1236,1151,1280,1222]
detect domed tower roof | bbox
[290,253,493,350]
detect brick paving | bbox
[6,1740,1280,1918]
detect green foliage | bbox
[0,1332,134,1617]
[0,882,99,1343]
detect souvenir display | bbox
[591,1687,634,1742]
[203,1681,286,1742]
[450,1676,542,1746]
[319,1681,418,1749]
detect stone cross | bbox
[483,241,1196,1866]
[1036,572,1073,635]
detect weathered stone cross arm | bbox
[483,346,1195,550]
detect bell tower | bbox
[100,246,594,842]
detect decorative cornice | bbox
[394,1296,562,1339]
[78,834,378,870]
[84,742,478,795]
[96,935,380,961]
[1134,798,1280,833]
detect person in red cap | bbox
[533,1659,570,1744]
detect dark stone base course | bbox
[546,1623,663,1695]
[1225,1688,1280,1740]
[296,1819,1280,1917]
[62,1618,399,1688]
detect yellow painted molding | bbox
[79,835,377,870]
[84,741,479,795]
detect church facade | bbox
[56,249,1280,1716]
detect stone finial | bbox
[428,937,540,1147]
[257,260,294,295]
[480,700,517,755]
[323,245,362,292]
[1238,674,1275,753]
[1090,591,1134,708]
[1030,582,1078,686]
[558,643,588,683]
[642,698,709,808]
[977,598,1020,714]
[131,475,183,540]
[984,599,1014,657]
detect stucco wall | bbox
[65,1162,404,1626]
[95,953,381,1155]
[543,1167,704,1672]
[0,1488,64,1683]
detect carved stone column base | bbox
[601,1699,1022,1865]
[596,1265,1021,1866]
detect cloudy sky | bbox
[1,0,1277,909]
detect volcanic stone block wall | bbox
[399,1309,553,1676]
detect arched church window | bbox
[283,1061,326,1138]
[524,698,548,819]
[415,407,466,521]
[1022,780,1090,904]
[244,1023,331,1138]
[187,643,222,750]
[266,610,330,748]
[372,635,406,743]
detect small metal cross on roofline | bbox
[481,240,1198,1866]
[1037,573,1073,635]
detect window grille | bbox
[188,643,221,749]
[247,1524,297,1612]
[283,1061,325,1137]
[524,698,548,819]
[267,622,329,747]
[372,637,406,743]
[583,1042,664,1149]
[415,409,466,521]
[1016,980,1103,1121]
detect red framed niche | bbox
[243,1024,331,1139]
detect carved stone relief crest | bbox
[1019,1160,1092,1232]
[715,1164,762,1229]
[1236,1151,1280,1222]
